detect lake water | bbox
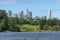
[0,32,60,40]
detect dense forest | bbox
[0,9,60,32]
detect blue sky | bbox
[0,0,60,19]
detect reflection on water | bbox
[0,32,60,40]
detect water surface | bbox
[0,32,60,40]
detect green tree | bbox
[39,18,46,30]
[0,10,9,32]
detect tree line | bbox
[0,9,60,32]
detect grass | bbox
[17,24,60,32]
[21,24,40,32]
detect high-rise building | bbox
[24,8,29,17]
[48,10,51,19]
[24,9,29,19]
[28,11,32,18]
[26,9,32,18]
[16,14,18,18]
[13,14,16,17]
[18,11,24,19]
[40,16,46,20]
[34,16,39,20]
[20,11,23,18]
[24,8,32,19]
[8,10,12,17]
[51,17,58,20]
[26,8,29,16]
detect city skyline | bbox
[7,9,58,20]
[0,0,60,19]
[8,9,33,19]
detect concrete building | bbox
[48,10,51,19]
[20,11,24,19]
[13,14,16,17]
[24,8,33,19]
[26,8,29,16]
[51,17,58,20]
[18,11,24,19]
[25,8,29,16]
[24,9,29,19]
[8,10,12,17]
[28,11,32,19]
[13,13,18,18]
[40,16,46,20]
[26,9,32,19]
[34,16,39,21]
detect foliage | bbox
[0,9,60,32]
[0,9,20,32]
[21,24,39,32]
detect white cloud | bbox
[0,0,18,4]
